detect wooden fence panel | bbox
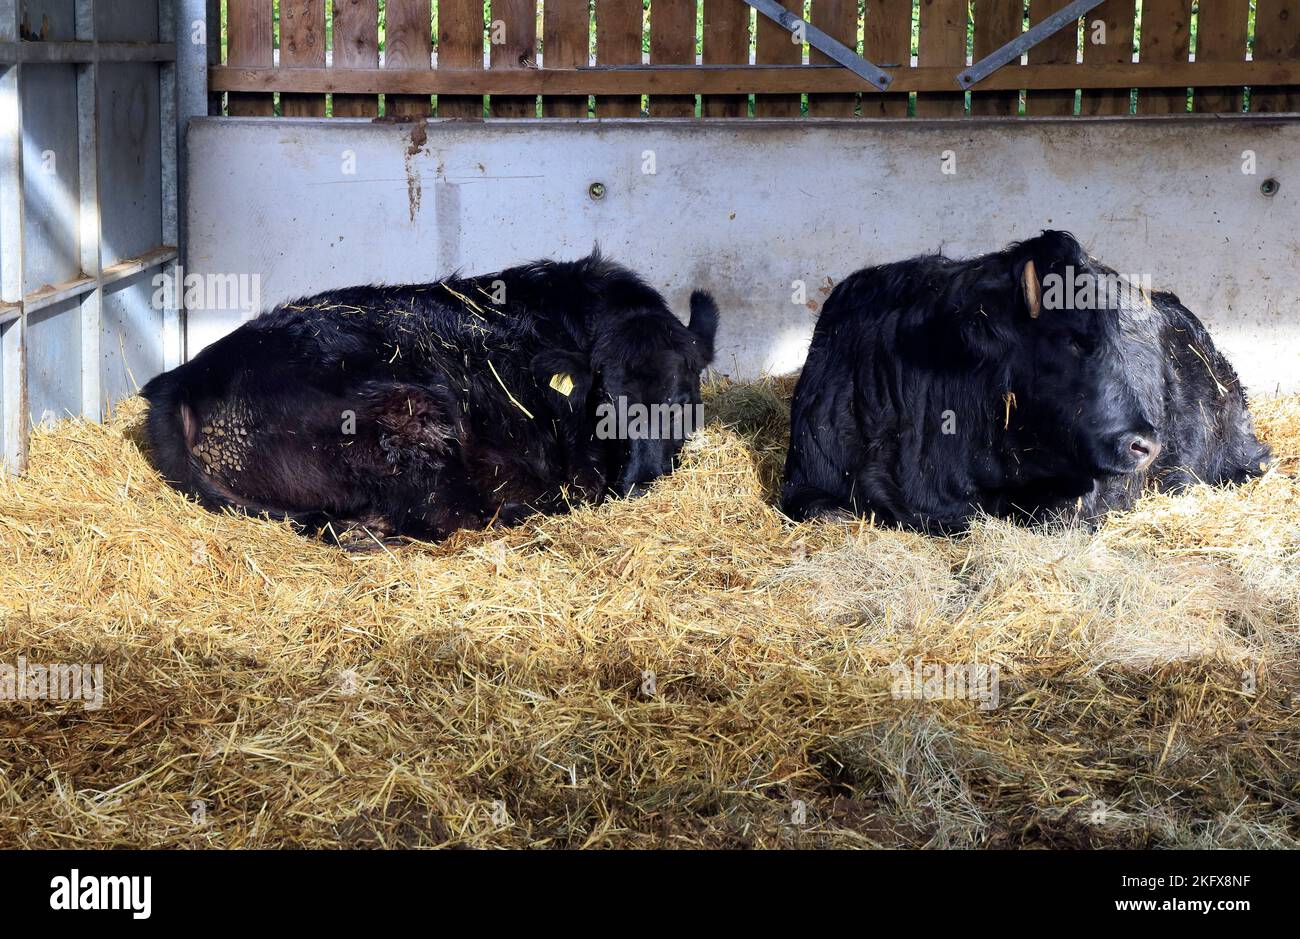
[213,0,1300,117]
[863,0,911,117]
[490,0,538,116]
[808,0,858,116]
[333,0,379,117]
[1193,0,1248,114]
[754,0,801,117]
[439,0,485,117]
[971,0,1022,117]
[1136,0,1191,114]
[651,0,697,116]
[595,0,643,116]
[916,0,967,117]
[385,0,433,116]
[702,0,749,117]
[543,0,589,116]
[227,0,274,116]
[1080,0,1135,115]
[1025,0,1077,115]
[280,0,327,116]
[1253,1,1300,113]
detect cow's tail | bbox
[139,372,316,526]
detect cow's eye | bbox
[1065,334,1092,357]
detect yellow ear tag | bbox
[549,373,575,397]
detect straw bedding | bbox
[0,379,1296,848]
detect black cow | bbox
[782,231,1270,531]
[141,253,719,541]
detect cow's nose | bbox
[1127,434,1161,471]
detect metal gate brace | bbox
[742,0,894,91]
[957,0,1108,89]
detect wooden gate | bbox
[209,1,1300,118]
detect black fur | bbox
[782,231,1271,531]
[141,253,718,541]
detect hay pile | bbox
[0,380,1296,848]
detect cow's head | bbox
[536,291,718,498]
[957,231,1161,481]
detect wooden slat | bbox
[209,59,1300,95]
[333,0,379,117]
[490,0,538,116]
[385,0,433,116]
[702,0,748,117]
[1253,0,1300,113]
[971,0,1022,116]
[279,1,326,116]
[1025,0,1077,115]
[1193,0,1249,113]
[439,0,485,117]
[595,0,643,115]
[1080,0,1135,115]
[1136,0,1191,114]
[543,0,589,116]
[227,0,274,115]
[916,0,967,116]
[0,42,177,64]
[754,0,801,117]
[863,0,911,116]
[808,0,858,115]
[651,0,697,115]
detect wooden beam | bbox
[651,0,697,116]
[208,60,1300,96]
[490,0,539,116]
[1080,0,1136,115]
[594,0,642,116]
[1253,1,1300,113]
[385,0,432,116]
[917,0,968,116]
[971,0,1023,116]
[1026,0,1079,116]
[863,0,912,117]
[0,41,176,64]
[755,0,802,116]
[543,0,589,116]
[808,0,859,116]
[1192,0,1249,114]
[702,0,751,117]
[227,0,274,116]
[1138,0,1191,114]
[438,0,485,117]
[332,0,379,117]
[279,0,327,116]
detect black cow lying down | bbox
[142,253,719,541]
[782,231,1270,531]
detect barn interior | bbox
[0,0,1297,848]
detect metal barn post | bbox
[0,0,27,472]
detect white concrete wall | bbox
[187,115,1300,393]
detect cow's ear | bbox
[1013,230,1087,319]
[531,349,592,410]
[687,291,719,365]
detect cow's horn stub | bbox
[1023,259,1042,319]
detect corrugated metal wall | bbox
[0,0,180,472]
